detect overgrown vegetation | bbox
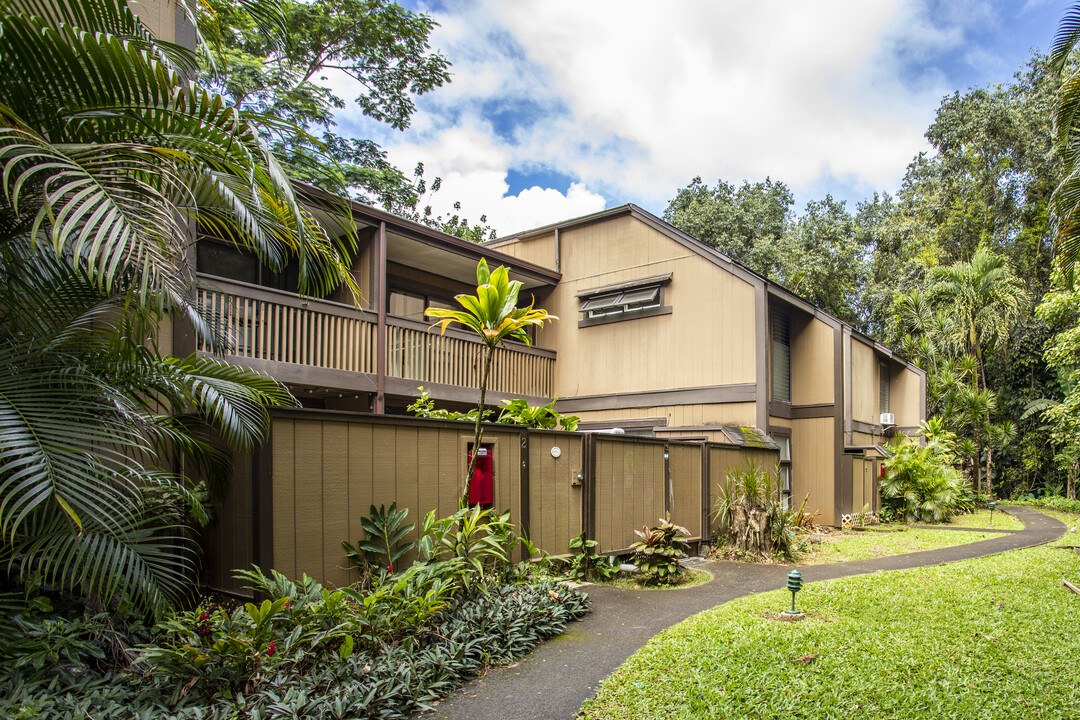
[711,461,810,560]
[880,431,976,523]
[0,506,589,719]
[407,389,580,431]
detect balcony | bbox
[194,275,556,400]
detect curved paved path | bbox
[420,507,1064,720]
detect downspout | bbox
[554,227,561,272]
[375,221,387,414]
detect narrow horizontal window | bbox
[580,284,662,320]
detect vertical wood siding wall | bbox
[526,431,585,556]
[200,413,798,595]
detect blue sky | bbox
[331,0,1071,235]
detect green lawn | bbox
[579,523,1080,719]
[796,526,996,565]
[923,508,1024,530]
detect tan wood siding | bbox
[791,315,835,405]
[791,417,836,526]
[199,449,254,596]
[267,416,522,589]
[668,443,702,539]
[489,232,558,269]
[532,215,757,399]
[851,340,877,424]
[527,431,585,555]
[892,365,923,428]
[574,402,757,429]
[593,438,665,552]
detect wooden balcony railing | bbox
[197,276,377,373]
[196,275,555,398]
[386,318,555,397]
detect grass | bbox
[579,527,1080,719]
[598,568,711,590]
[922,508,1024,530]
[795,526,996,565]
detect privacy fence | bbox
[201,409,783,596]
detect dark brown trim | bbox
[576,273,673,298]
[557,383,756,413]
[519,430,530,552]
[252,426,274,574]
[577,417,667,431]
[382,377,552,406]
[790,403,836,419]
[578,305,672,328]
[767,424,792,438]
[701,443,711,543]
[851,419,879,436]
[375,221,387,414]
[755,282,769,430]
[663,443,672,516]
[769,401,792,419]
[584,434,596,540]
[297,180,561,287]
[843,326,853,446]
[554,227,561,272]
[212,354,377,394]
[833,326,845,525]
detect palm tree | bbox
[426,260,555,506]
[0,0,356,614]
[1052,4,1080,285]
[926,245,1027,391]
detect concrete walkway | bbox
[420,507,1064,720]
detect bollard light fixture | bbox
[783,569,804,617]
[988,501,996,525]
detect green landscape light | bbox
[783,569,804,617]
[988,501,996,525]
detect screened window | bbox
[879,361,891,414]
[580,284,661,319]
[771,309,791,403]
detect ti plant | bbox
[628,515,690,584]
[567,531,618,582]
[343,503,416,576]
[425,259,557,506]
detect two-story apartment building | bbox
[191,195,923,528]
[486,205,925,525]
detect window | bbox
[771,309,791,403]
[778,435,792,509]
[389,290,454,323]
[879,360,891,414]
[580,284,661,319]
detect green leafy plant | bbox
[628,515,691,584]
[425,259,557,505]
[567,532,618,582]
[342,503,416,575]
[496,397,580,431]
[881,435,973,522]
[417,506,520,588]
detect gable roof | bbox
[486,203,922,375]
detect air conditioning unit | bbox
[880,413,896,426]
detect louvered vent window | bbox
[771,309,791,403]
[879,361,891,414]
[580,284,661,319]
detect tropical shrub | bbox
[343,502,416,578]
[0,564,588,720]
[881,435,974,522]
[628,515,691,584]
[407,389,579,431]
[567,532,618,582]
[711,460,805,558]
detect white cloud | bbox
[329,0,1024,233]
